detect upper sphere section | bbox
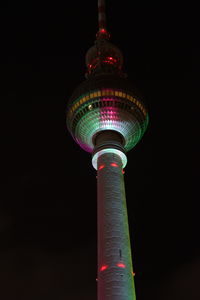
[66,74,149,153]
[86,39,124,76]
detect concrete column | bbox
[97,152,136,300]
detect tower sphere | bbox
[66,73,149,154]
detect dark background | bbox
[1,1,200,299]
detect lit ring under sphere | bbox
[66,74,149,153]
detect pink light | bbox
[100,265,108,272]
[117,263,126,268]
[99,164,105,170]
[99,104,120,124]
[110,163,118,167]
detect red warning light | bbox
[102,57,117,65]
[117,263,126,268]
[96,28,110,40]
[99,164,105,170]
[122,169,125,174]
[100,28,106,33]
[100,265,108,272]
[110,163,118,167]
[108,56,117,62]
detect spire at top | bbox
[85,0,124,77]
[98,0,106,30]
[96,0,110,40]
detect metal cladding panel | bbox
[97,153,136,300]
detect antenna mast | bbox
[97,0,110,40]
[98,0,106,30]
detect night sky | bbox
[1,1,200,299]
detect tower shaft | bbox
[97,152,136,300]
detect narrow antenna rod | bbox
[97,0,110,39]
[98,0,107,30]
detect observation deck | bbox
[66,73,149,153]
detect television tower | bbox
[66,1,149,299]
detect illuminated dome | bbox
[86,38,124,76]
[66,73,149,153]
